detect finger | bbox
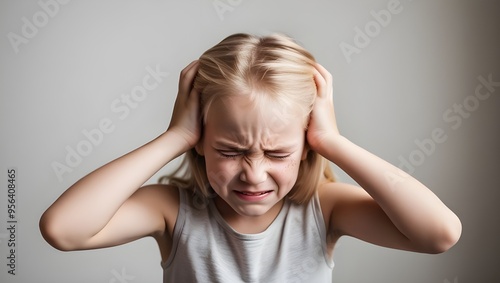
[314,63,331,79]
[179,60,200,92]
[187,82,201,107]
[313,67,327,98]
[183,60,199,72]
[180,60,199,85]
[313,63,333,100]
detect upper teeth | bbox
[240,191,267,195]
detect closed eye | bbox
[266,153,291,160]
[217,150,244,159]
[215,147,292,160]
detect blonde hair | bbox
[159,33,334,204]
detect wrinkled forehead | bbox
[204,94,307,143]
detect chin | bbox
[235,206,272,217]
[230,198,281,218]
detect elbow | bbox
[39,211,79,252]
[426,233,461,254]
[423,216,462,254]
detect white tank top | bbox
[162,188,334,282]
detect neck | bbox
[214,197,284,234]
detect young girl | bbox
[40,33,462,282]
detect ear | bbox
[301,142,310,161]
[195,140,204,156]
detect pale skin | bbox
[40,60,462,266]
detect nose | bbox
[239,158,268,185]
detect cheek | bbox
[274,158,301,184]
[284,159,299,171]
[205,157,239,189]
[283,153,302,170]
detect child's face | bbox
[200,94,307,218]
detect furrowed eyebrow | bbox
[213,141,296,152]
[214,141,247,150]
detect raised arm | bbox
[40,61,201,251]
[308,63,462,253]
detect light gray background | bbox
[1,0,499,282]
